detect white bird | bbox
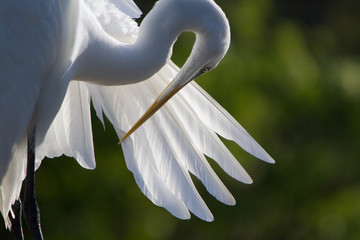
[0,0,274,238]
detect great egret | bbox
[0,0,274,239]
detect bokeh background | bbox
[2,0,360,239]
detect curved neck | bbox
[74,0,194,85]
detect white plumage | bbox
[0,0,274,230]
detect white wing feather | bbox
[36,81,95,170]
[38,0,274,221]
[82,61,274,221]
[184,82,275,164]
[0,137,27,228]
[1,0,274,227]
[84,0,140,43]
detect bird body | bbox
[0,1,64,226]
[0,0,274,231]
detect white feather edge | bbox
[36,81,96,170]
[1,0,275,227]
[0,136,27,228]
[125,84,214,221]
[83,61,274,221]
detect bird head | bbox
[120,0,230,142]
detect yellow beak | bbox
[119,80,188,143]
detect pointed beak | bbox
[120,70,203,143]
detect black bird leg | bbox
[23,129,44,240]
[9,200,24,240]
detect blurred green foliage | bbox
[2,0,360,239]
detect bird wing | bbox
[35,0,141,170]
[36,0,274,222]
[86,0,141,19]
[84,59,274,221]
[84,0,141,43]
[36,81,95,170]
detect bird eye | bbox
[202,67,211,73]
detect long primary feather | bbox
[38,0,274,222]
[36,81,95,170]
[82,61,273,221]
[1,0,274,227]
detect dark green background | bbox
[2,0,360,239]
